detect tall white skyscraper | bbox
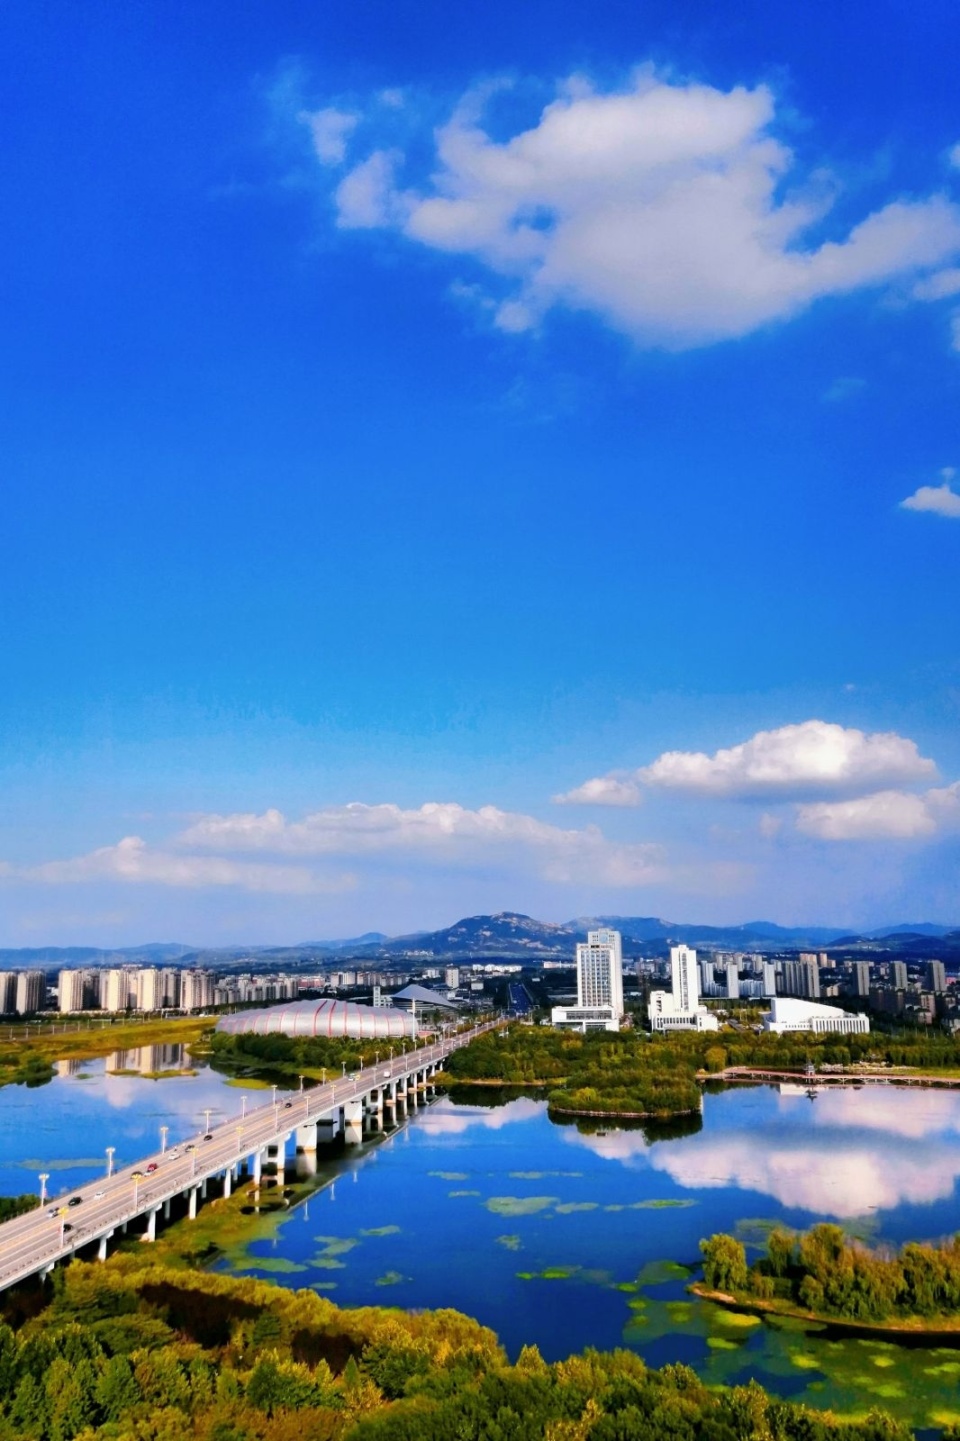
[576,928,624,1016]
[670,944,698,1012]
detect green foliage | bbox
[0,1195,40,1223]
[0,1253,918,1441]
[700,1235,749,1294]
[709,1222,960,1325]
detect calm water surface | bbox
[5,1063,960,1429]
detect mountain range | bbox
[1,913,958,970]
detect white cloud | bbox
[912,267,960,300]
[318,69,960,349]
[901,467,960,517]
[335,149,405,228]
[299,106,358,165]
[796,781,960,841]
[559,720,936,805]
[950,143,960,171]
[178,801,668,888]
[553,775,644,806]
[13,836,355,894]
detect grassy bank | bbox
[0,1015,213,1089]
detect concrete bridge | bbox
[0,1020,498,1294]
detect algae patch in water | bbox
[629,1199,697,1210]
[361,1224,401,1237]
[375,1270,407,1287]
[496,1234,522,1251]
[449,1189,481,1197]
[429,1170,468,1181]
[314,1235,358,1258]
[635,1260,693,1287]
[485,1195,558,1216]
[555,1202,599,1214]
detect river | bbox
[3,1057,960,1431]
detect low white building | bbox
[648,990,719,1032]
[550,1004,620,1033]
[763,997,869,1035]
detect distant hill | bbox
[2,914,958,970]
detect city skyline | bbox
[2,1,959,944]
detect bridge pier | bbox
[97,1229,114,1262]
[188,1186,200,1220]
[223,1168,232,1199]
[163,1197,171,1220]
[145,1206,161,1242]
[342,1099,363,1144]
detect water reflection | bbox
[562,1083,960,1218]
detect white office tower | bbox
[762,962,777,998]
[444,967,460,990]
[15,971,46,1015]
[577,929,624,1015]
[551,928,624,1032]
[723,960,740,1000]
[670,945,698,1012]
[58,970,86,1014]
[648,946,718,1032]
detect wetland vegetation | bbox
[701,1225,960,1330]
[0,1252,922,1441]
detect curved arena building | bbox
[216,998,417,1040]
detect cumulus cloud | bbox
[178,801,668,888]
[14,836,355,894]
[900,467,960,518]
[315,69,960,349]
[558,720,937,805]
[796,781,960,841]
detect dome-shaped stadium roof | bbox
[217,998,416,1040]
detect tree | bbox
[700,1235,749,1294]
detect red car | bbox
[145,1163,159,1173]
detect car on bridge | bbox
[146,1163,159,1173]
[67,1196,82,1207]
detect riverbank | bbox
[0,1015,212,1068]
[690,1282,960,1343]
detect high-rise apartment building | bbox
[925,960,947,994]
[159,969,181,1008]
[58,970,86,1013]
[181,970,216,1012]
[780,959,820,999]
[137,968,161,1012]
[890,961,908,990]
[576,929,624,1016]
[102,968,137,1013]
[851,961,871,997]
[0,973,17,1015]
[15,971,46,1014]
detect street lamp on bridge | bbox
[160,1126,169,1155]
[39,1173,49,1206]
[241,1095,247,1119]
[106,1147,115,1178]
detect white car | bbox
[93,1190,105,1199]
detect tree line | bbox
[701,1224,960,1326]
[0,1253,918,1441]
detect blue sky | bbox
[2,0,959,945]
